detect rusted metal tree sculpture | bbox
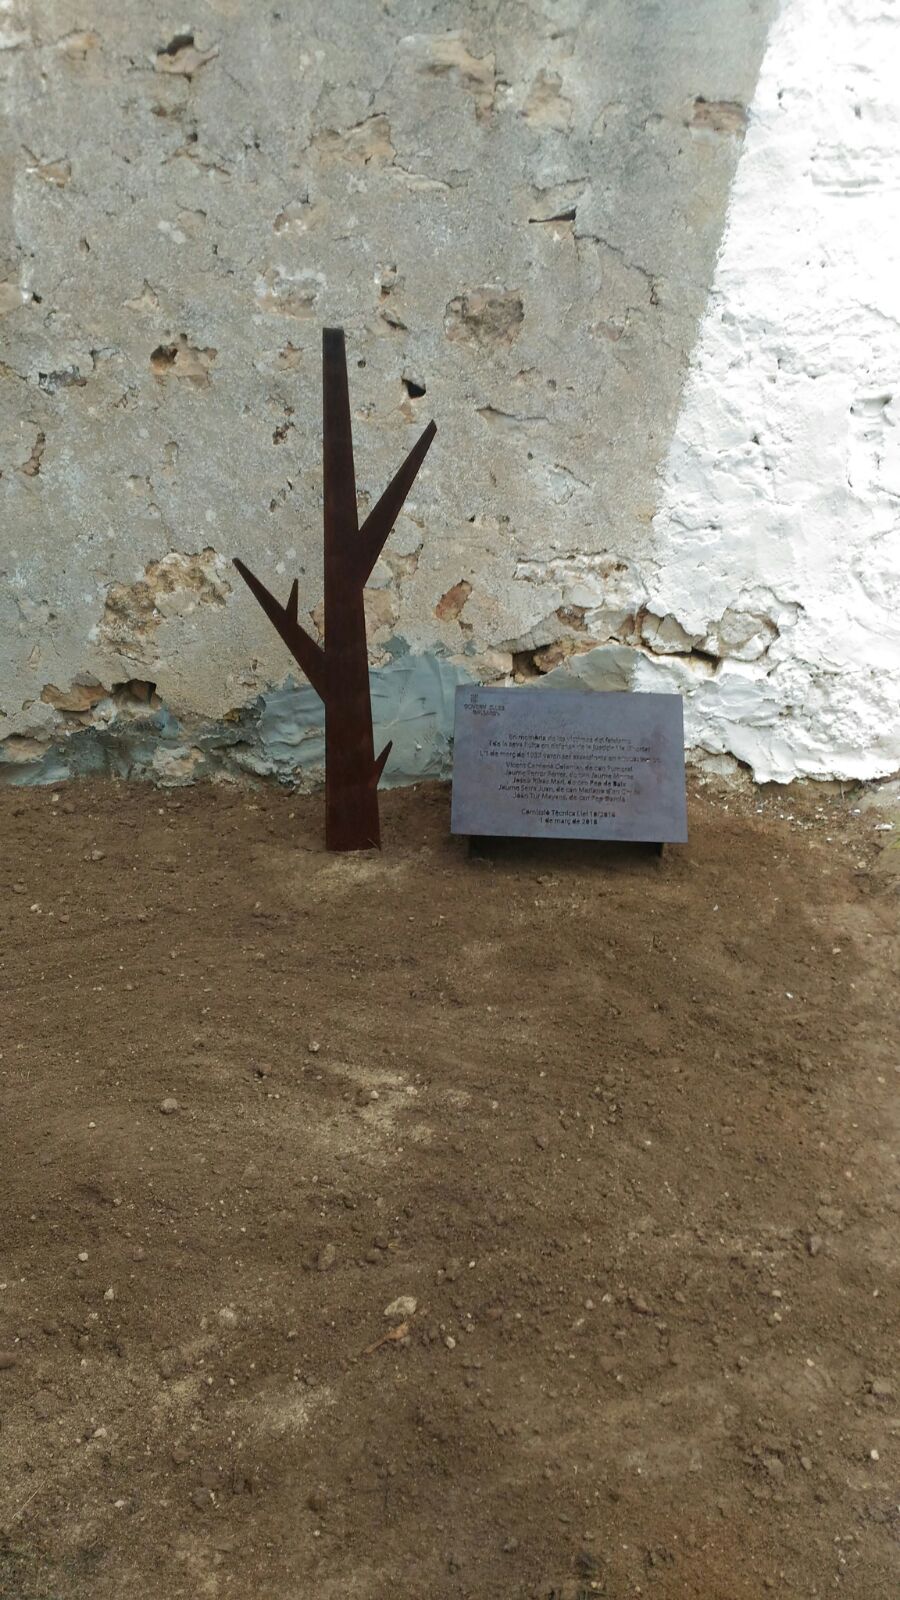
[234,328,436,851]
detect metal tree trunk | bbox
[234,328,436,851]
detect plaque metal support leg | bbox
[466,835,668,861]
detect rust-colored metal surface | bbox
[234,327,436,851]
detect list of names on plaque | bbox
[485,729,652,830]
[450,687,688,843]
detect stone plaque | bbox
[450,686,687,843]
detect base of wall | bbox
[4,645,897,791]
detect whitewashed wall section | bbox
[565,0,900,783]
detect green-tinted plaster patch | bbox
[0,654,472,788]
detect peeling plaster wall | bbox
[0,0,826,788]
[628,0,900,783]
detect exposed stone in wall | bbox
[1,0,777,783]
[96,550,231,664]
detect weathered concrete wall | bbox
[2,0,779,785]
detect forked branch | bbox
[232,558,327,700]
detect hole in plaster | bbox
[556,605,587,632]
[112,679,161,710]
[689,97,747,135]
[688,646,722,671]
[434,581,472,622]
[402,377,426,399]
[380,307,407,331]
[41,678,107,714]
[20,431,45,478]
[159,32,195,56]
[378,266,399,299]
[445,289,524,349]
[528,207,577,224]
[511,649,541,683]
[38,368,87,393]
[150,337,217,387]
[850,393,892,416]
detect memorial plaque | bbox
[450,686,687,844]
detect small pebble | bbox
[191,1487,214,1511]
[384,1296,417,1319]
[307,1040,321,1054]
[103,1287,115,1302]
[807,1234,823,1257]
[77,1251,89,1262]
[159,1098,179,1115]
[317,1244,337,1271]
[445,1335,457,1350]
[218,1306,239,1330]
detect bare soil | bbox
[1,778,898,1600]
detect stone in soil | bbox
[384,1295,418,1318]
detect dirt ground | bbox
[1,776,898,1600]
